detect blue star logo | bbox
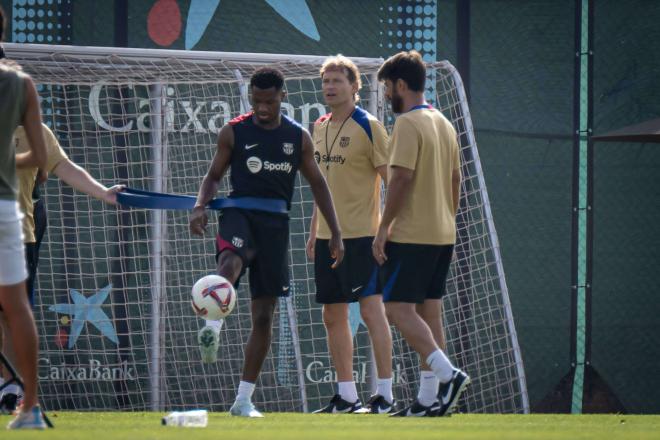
[49,284,119,349]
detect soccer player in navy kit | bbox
[189,67,344,417]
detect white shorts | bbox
[0,200,27,286]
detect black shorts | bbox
[215,208,289,299]
[379,242,454,304]
[315,237,379,304]
[26,198,47,306]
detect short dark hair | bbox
[377,50,426,92]
[0,6,5,43]
[250,67,285,91]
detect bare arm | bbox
[189,124,233,236]
[306,204,318,260]
[373,165,414,265]
[452,168,461,215]
[52,158,124,205]
[299,130,344,267]
[36,168,48,184]
[376,165,388,186]
[15,77,47,169]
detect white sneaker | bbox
[198,326,219,363]
[6,406,47,430]
[229,399,264,417]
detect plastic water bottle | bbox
[161,409,208,427]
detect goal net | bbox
[4,43,528,414]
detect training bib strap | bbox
[117,188,288,214]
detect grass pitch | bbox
[1,412,659,439]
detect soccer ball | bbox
[191,274,237,320]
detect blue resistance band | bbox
[116,187,288,214]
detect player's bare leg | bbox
[230,296,277,417]
[385,302,440,360]
[414,300,445,408]
[0,284,46,429]
[0,315,23,414]
[199,251,244,363]
[387,301,469,417]
[361,295,393,379]
[0,282,39,411]
[417,299,446,351]
[323,303,362,410]
[385,301,455,381]
[0,317,13,377]
[242,296,277,382]
[359,295,394,411]
[323,304,353,382]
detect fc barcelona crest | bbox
[282,142,294,155]
[339,136,350,148]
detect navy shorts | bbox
[314,237,379,304]
[378,242,454,303]
[215,208,289,299]
[24,198,47,306]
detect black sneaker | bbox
[313,394,363,413]
[354,394,395,414]
[0,393,18,414]
[437,369,471,416]
[390,399,440,417]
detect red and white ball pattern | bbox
[191,274,237,320]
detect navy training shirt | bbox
[228,112,303,209]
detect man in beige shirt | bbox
[373,51,470,417]
[307,55,393,413]
[14,124,122,299]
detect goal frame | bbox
[3,42,528,414]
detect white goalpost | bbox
[4,43,528,414]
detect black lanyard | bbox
[324,109,354,171]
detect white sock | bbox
[338,381,358,403]
[426,349,455,383]
[204,319,224,335]
[236,380,255,402]
[417,370,440,406]
[376,377,393,403]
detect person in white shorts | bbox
[0,6,49,430]
[0,122,124,413]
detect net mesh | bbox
[5,45,527,413]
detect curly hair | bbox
[377,50,426,92]
[250,67,285,91]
